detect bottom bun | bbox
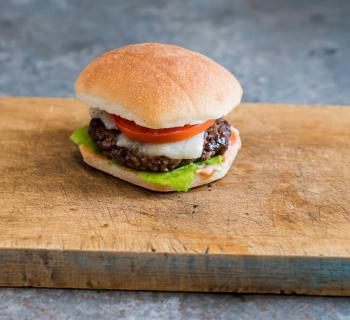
[79,129,241,192]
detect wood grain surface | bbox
[0,97,349,295]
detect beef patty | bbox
[88,118,231,172]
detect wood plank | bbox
[0,97,349,294]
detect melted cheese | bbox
[90,107,205,159]
[90,108,116,130]
[117,132,204,159]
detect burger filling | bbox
[88,111,231,172]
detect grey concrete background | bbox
[1,289,350,320]
[1,0,350,104]
[1,0,350,319]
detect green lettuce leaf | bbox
[70,125,100,153]
[70,126,222,192]
[138,156,222,192]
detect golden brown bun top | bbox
[75,43,243,129]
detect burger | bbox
[70,43,242,192]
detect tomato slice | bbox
[111,115,214,143]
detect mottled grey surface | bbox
[1,0,350,319]
[1,0,350,104]
[1,289,350,320]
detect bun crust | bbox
[79,131,241,192]
[76,43,243,129]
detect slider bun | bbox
[76,43,243,129]
[79,132,241,192]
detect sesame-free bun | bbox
[79,129,241,192]
[76,43,243,129]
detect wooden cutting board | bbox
[0,97,349,295]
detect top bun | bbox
[75,43,243,129]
